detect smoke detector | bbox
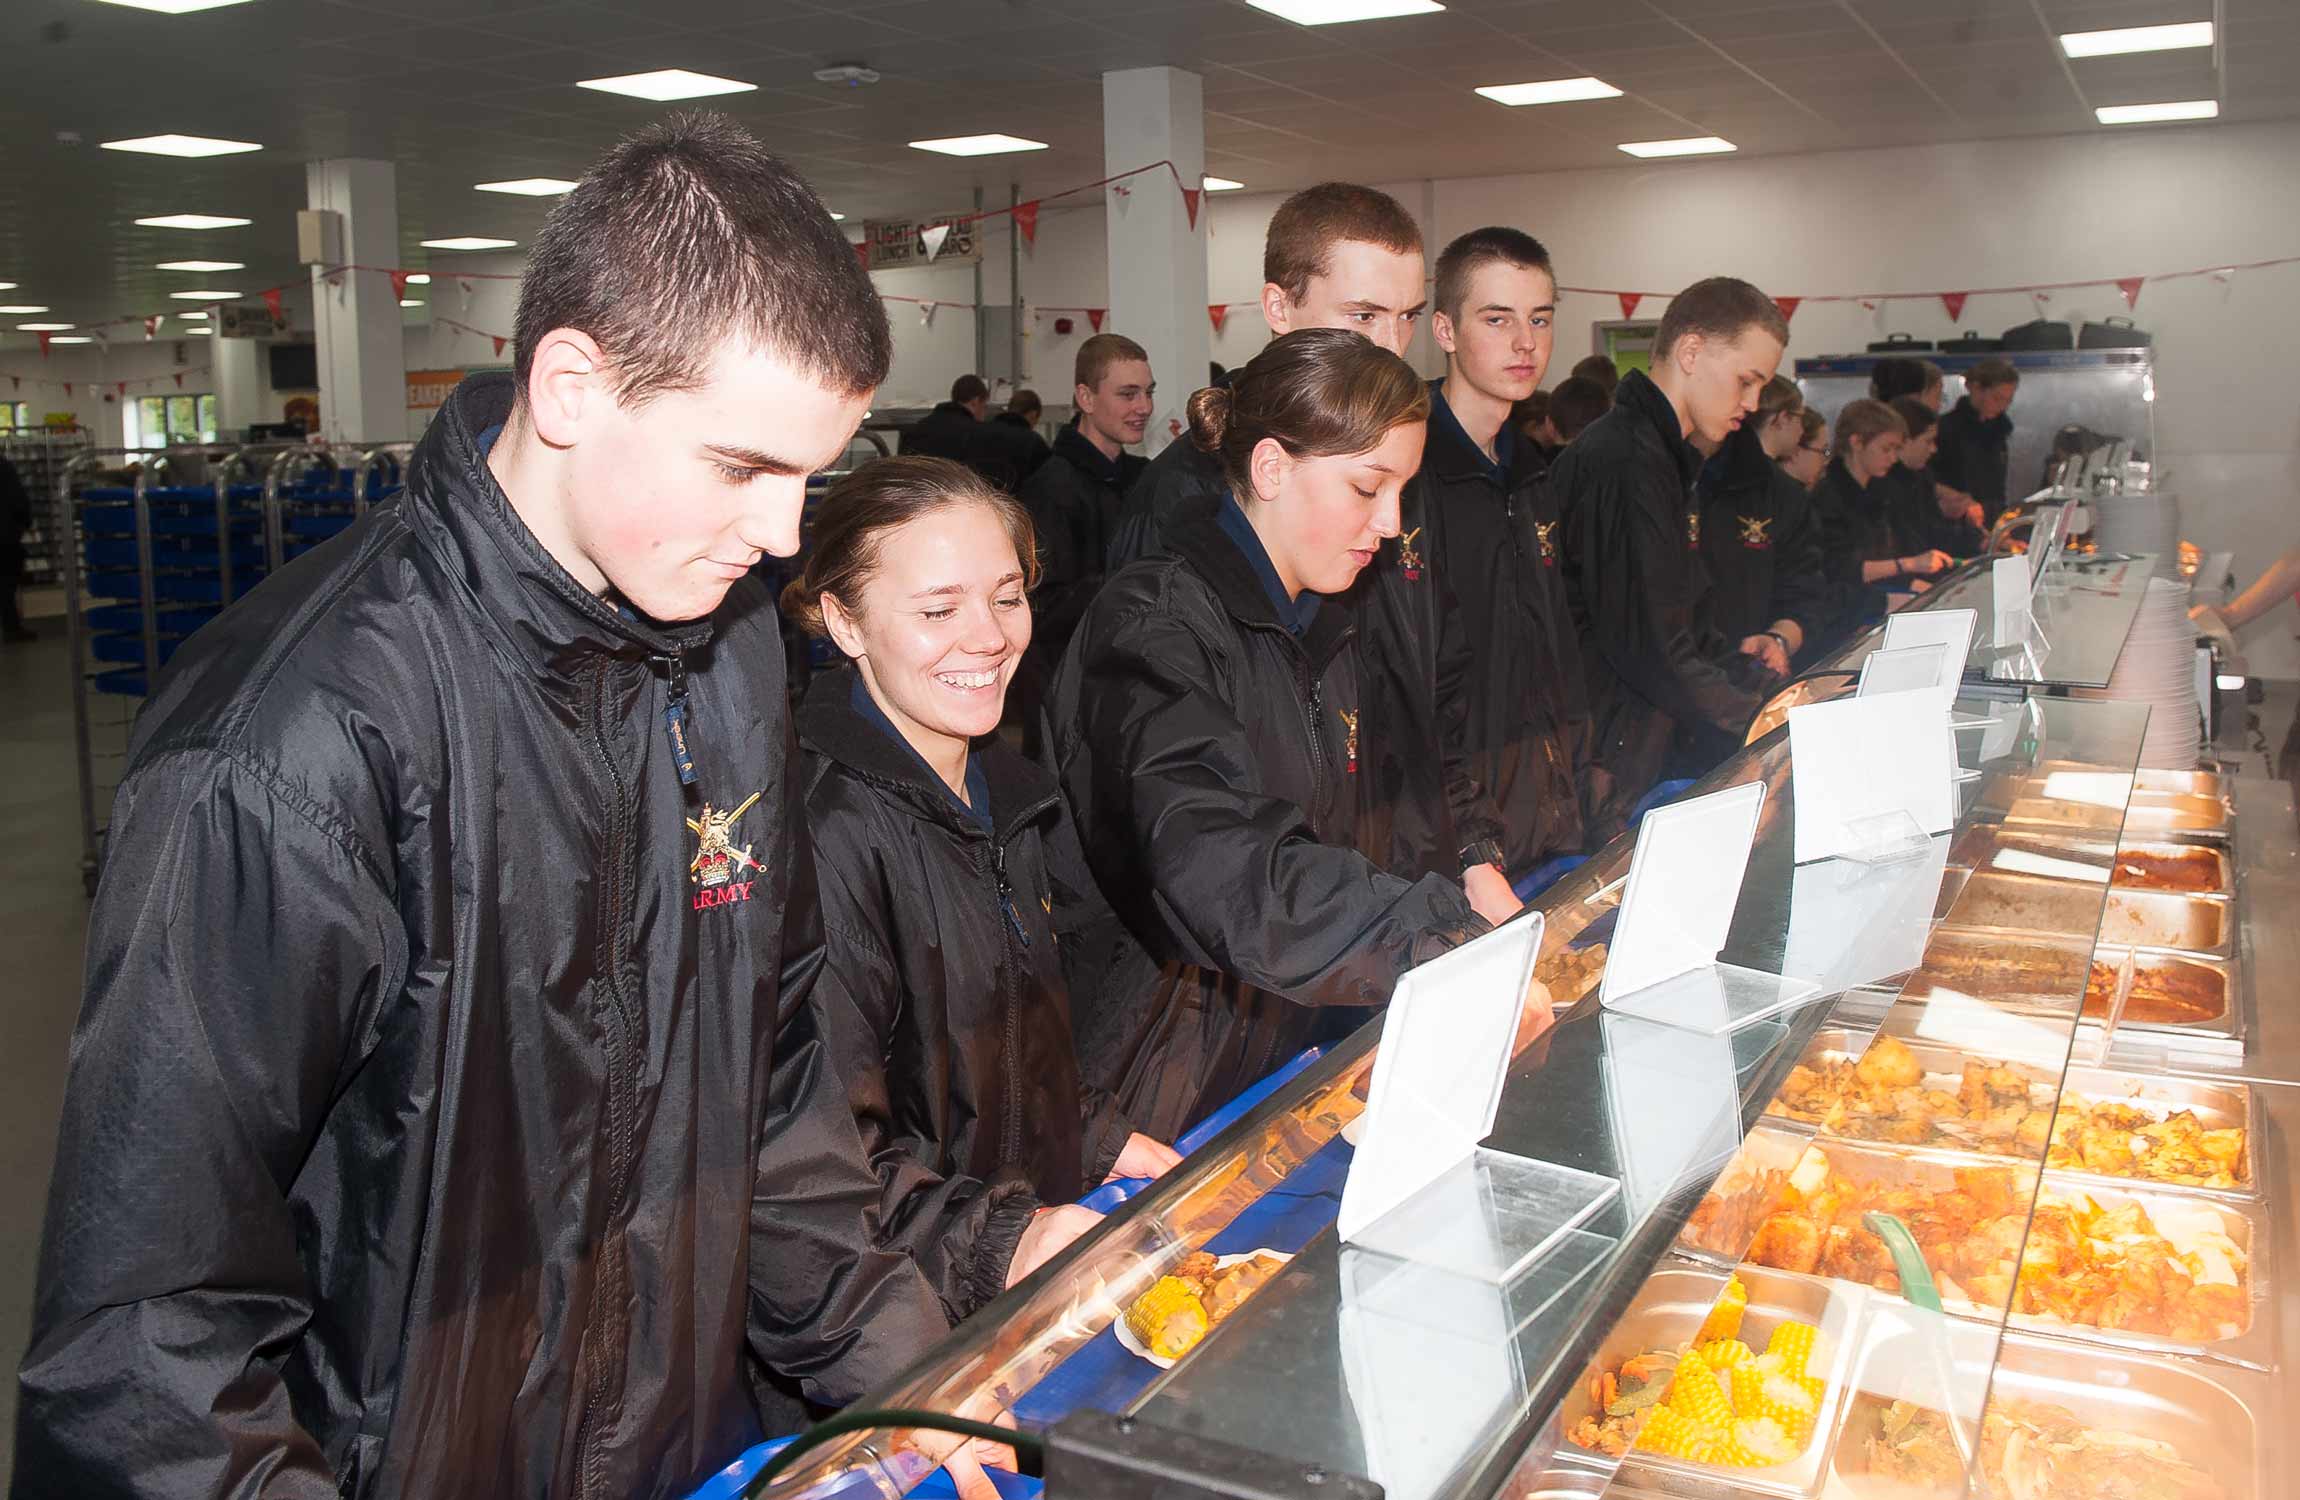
[813,63,881,87]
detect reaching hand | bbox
[1006,1203,1102,1288]
[1462,861,1522,927]
[910,1394,1018,1500]
[1901,549,1952,578]
[1106,1132,1182,1183]
[1738,633,1790,679]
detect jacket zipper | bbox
[573,657,648,1499]
[989,836,1028,1169]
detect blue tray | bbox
[83,603,219,634]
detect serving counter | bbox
[746,670,2294,1500]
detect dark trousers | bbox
[0,542,27,637]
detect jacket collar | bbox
[1703,421,1776,501]
[797,665,1057,843]
[1423,379,1514,489]
[1052,420,1125,486]
[1165,491,1354,666]
[1614,368,1703,492]
[1950,395,2012,440]
[401,373,711,686]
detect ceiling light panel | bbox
[0,306,51,315]
[2096,100,2219,123]
[135,213,251,230]
[909,134,1049,156]
[169,289,240,300]
[577,69,755,101]
[101,134,262,158]
[90,0,257,11]
[405,274,431,284]
[474,178,579,196]
[17,323,75,332]
[1618,136,1737,158]
[1244,0,1444,23]
[46,336,93,345]
[2060,22,2214,58]
[1204,176,1246,191]
[420,237,518,251]
[155,260,244,272]
[1476,77,1622,106]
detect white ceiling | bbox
[0,0,2282,346]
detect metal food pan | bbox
[2123,788,2233,840]
[2083,946,2235,1036]
[1944,823,2115,882]
[1760,1028,1870,1129]
[2012,1176,2271,1370]
[1552,1263,1865,1500]
[1939,870,2107,943]
[2109,840,2234,898]
[2100,888,2229,957]
[1829,1328,2264,1500]
[1759,1034,2057,1161]
[2049,1066,2259,1201]
[2133,767,2230,801]
[1901,927,2091,1015]
[1676,1127,1814,1266]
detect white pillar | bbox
[210,326,263,438]
[1102,67,1209,457]
[305,158,408,443]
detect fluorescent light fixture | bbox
[1204,175,1246,191]
[90,0,257,11]
[1618,135,1737,157]
[2216,673,2246,691]
[0,305,48,315]
[405,273,431,285]
[0,282,12,291]
[135,213,251,229]
[101,133,262,158]
[155,259,244,272]
[2096,99,2219,124]
[17,323,74,331]
[420,237,518,251]
[909,133,1049,157]
[829,211,847,221]
[1244,0,1444,23]
[400,299,426,308]
[168,289,240,300]
[1476,76,1622,106]
[2061,21,2213,57]
[577,69,755,101]
[178,310,209,319]
[474,177,579,196]
[47,336,93,345]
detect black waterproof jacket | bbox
[1696,424,1830,650]
[963,412,1052,493]
[1933,395,2013,522]
[1882,464,1984,559]
[1020,422,1149,684]
[796,671,1131,1321]
[1554,370,1767,818]
[1416,384,1587,872]
[14,374,948,1500]
[1046,500,1487,1140]
[0,451,30,542]
[1809,455,1896,646]
[1106,421,1500,885]
[901,401,979,462]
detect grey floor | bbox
[0,626,90,1488]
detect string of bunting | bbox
[0,361,213,398]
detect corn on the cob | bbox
[1718,1417,1801,1468]
[1632,1406,1692,1455]
[1123,1276,1208,1360]
[1764,1319,1819,1377]
[1728,1361,1764,1416]
[1751,1372,1820,1443]
[1694,1274,1748,1345]
[1698,1337,1756,1370]
[1667,1350,1733,1428]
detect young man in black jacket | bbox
[0,447,32,641]
[1419,227,1589,878]
[903,373,989,460]
[962,387,1053,492]
[17,114,957,1500]
[1934,358,2019,524]
[1554,277,1791,819]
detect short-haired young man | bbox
[1419,227,1589,877]
[1012,334,1154,748]
[1933,357,2020,524]
[905,371,990,460]
[963,385,1053,491]
[1547,375,1612,446]
[1554,276,1792,819]
[1570,353,1622,399]
[17,114,953,1499]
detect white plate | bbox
[1113,1250,1294,1369]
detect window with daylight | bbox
[128,393,218,449]
[0,401,29,431]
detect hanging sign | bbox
[864,215,981,269]
[406,369,466,411]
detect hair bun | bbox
[777,577,828,637]
[1186,385,1233,453]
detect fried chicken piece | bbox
[1747,1212,1825,1275]
[1855,1036,1922,1092]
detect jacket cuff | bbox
[1085,1097,1135,1185]
[963,1184,1042,1315]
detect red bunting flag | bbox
[853,240,871,269]
[390,270,411,302]
[1618,292,1642,319]
[1086,308,1106,332]
[1207,303,1229,334]
[63,382,72,395]
[144,315,162,340]
[1774,296,1801,323]
[116,381,128,397]
[2117,276,2144,309]
[1940,292,1968,322]
[1181,187,1202,230]
[38,333,52,358]
[1012,200,1040,247]
[263,287,284,322]
[1858,298,1880,313]
[492,335,507,357]
[174,373,183,388]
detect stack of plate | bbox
[2077,576,2200,768]
[2090,490,2183,579]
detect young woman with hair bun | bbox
[778,456,1180,1382]
[1809,398,1950,646]
[1046,327,1516,1139]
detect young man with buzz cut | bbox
[1099,181,1516,928]
[16,113,964,1500]
[1418,226,1591,880]
[904,371,990,460]
[1012,333,1155,750]
[1554,276,1792,822]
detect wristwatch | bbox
[1460,837,1506,872]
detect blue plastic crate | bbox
[92,667,149,698]
[90,633,185,667]
[83,603,219,634]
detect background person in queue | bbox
[1698,375,1828,672]
[962,386,1053,492]
[1781,407,1829,490]
[15,113,953,1499]
[1934,358,2020,525]
[904,372,990,460]
[1553,278,1791,821]
[1419,226,1591,879]
[1048,329,1506,1140]
[781,457,1178,1398]
[1809,399,1950,648]
[1883,394,1984,559]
